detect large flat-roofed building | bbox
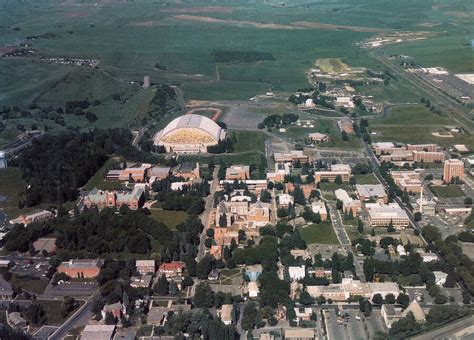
[274,151,309,164]
[391,171,422,193]
[372,142,397,155]
[225,165,250,180]
[153,114,226,154]
[307,278,400,301]
[81,325,116,340]
[356,184,387,204]
[413,151,445,163]
[335,189,360,216]
[83,185,145,210]
[118,165,150,182]
[284,328,315,340]
[311,201,328,221]
[314,164,351,183]
[136,260,155,275]
[10,210,54,226]
[307,132,329,144]
[407,144,438,152]
[219,179,267,192]
[266,162,291,182]
[58,259,102,278]
[366,203,410,228]
[443,159,464,183]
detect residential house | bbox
[136,260,155,275]
[158,262,185,278]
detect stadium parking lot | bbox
[10,260,50,279]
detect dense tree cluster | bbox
[208,133,237,154]
[15,129,157,206]
[257,113,298,129]
[58,208,171,255]
[156,190,205,215]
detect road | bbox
[327,202,366,282]
[48,297,94,340]
[196,165,220,262]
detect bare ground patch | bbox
[172,15,303,30]
[162,6,233,14]
[292,21,391,33]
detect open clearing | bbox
[430,185,465,198]
[315,58,351,74]
[298,223,339,244]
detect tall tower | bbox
[0,151,7,169]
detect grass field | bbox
[370,105,474,149]
[298,223,339,244]
[354,173,380,185]
[149,210,188,229]
[0,167,30,218]
[430,185,465,198]
[36,299,83,326]
[11,275,49,295]
[315,58,350,74]
[233,130,267,154]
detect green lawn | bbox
[233,130,267,154]
[149,210,188,229]
[0,167,32,219]
[319,182,351,192]
[36,300,83,326]
[354,173,380,185]
[298,223,339,244]
[430,185,465,198]
[83,157,126,191]
[11,275,49,295]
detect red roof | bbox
[159,261,185,271]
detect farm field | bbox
[298,222,339,244]
[369,105,474,149]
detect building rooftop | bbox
[356,184,386,198]
[81,324,116,340]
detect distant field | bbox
[370,105,474,149]
[298,223,339,244]
[315,58,350,74]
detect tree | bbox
[396,293,410,309]
[104,311,117,325]
[465,197,473,206]
[341,131,349,142]
[359,299,372,317]
[61,296,79,318]
[219,213,227,227]
[241,302,258,331]
[194,282,214,308]
[434,294,448,304]
[155,274,169,296]
[335,175,343,185]
[260,190,272,203]
[414,212,422,222]
[291,186,306,205]
[336,199,343,210]
[462,291,471,304]
[372,293,383,305]
[385,293,396,304]
[206,228,215,238]
[196,254,214,279]
[299,290,314,305]
[182,275,194,288]
[169,280,179,296]
[25,303,47,325]
[357,219,364,234]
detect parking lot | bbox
[323,307,387,340]
[10,260,50,279]
[45,280,98,299]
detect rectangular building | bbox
[443,159,464,183]
[356,184,387,204]
[57,259,103,278]
[225,165,250,180]
[366,203,410,228]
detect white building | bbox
[278,194,294,208]
[365,203,410,228]
[0,151,6,169]
[433,271,448,286]
[288,265,306,281]
[219,304,233,325]
[248,281,259,297]
[396,244,406,256]
[418,251,439,263]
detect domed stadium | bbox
[153,114,226,154]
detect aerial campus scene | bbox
[0,0,473,339]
